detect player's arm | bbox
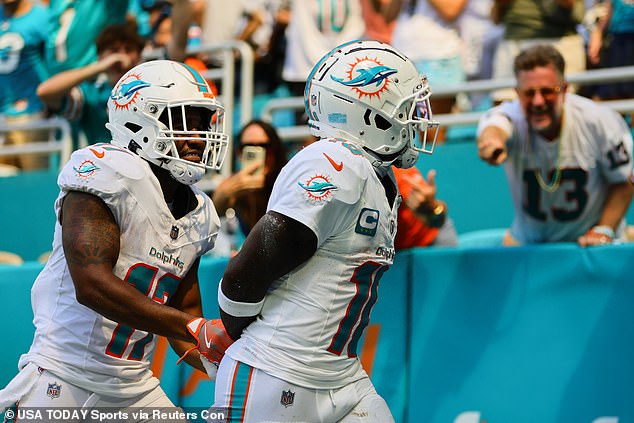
[61,190,198,343]
[166,257,205,372]
[219,211,318,340]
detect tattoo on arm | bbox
[62,191,120,267]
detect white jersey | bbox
[480,94,633,243]
[226,139,400,389]
[19,143,220,398]
[282,0,364,82]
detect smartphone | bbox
[241,145,266,176]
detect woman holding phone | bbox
[212,120,288,242]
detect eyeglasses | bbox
[517,86,562,99]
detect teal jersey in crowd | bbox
[60,75,112,146]
[609,0,634,34]
[44,0,129,75]
[75,77,113,145]
[0,4,50,116]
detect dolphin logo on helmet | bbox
[331,65,397,88]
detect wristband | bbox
[218,279,265,317]
[591,225,615,240]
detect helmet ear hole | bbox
[374,114,392,131]
[128,140,142,154]
[125,122,143,133]
[363,109,372,125]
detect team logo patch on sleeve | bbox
[298,174,338,203]
[73,159,100,179]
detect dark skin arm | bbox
[167,257,205,372]
[220,211,317,340]
[61,191,198,343]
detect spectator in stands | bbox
[282,0,365,111]
[490,0,586,102]
[151,0,193,62]
[587,0,634,102]
[0,0,50,170]
[477,44,633,246]
[37,23,144,148]
[394,166,458,249]
[44,0,190,75]
[44,0,129,76]
[143,0,216,90]
[210,39,438,422]
[192,0,245,67]
[144,0,176,52]
[458,0,504,110]
[0,60,233,416]
[235,0,291,94]
[392,0,469,142]
[211,119,287,255]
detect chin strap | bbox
[167,160,206,185]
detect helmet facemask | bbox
[153,103,228,184]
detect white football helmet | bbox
[305,39,439,169]
[106,60,228,185]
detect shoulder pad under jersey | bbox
[58,143,148,196]
[290,138,373,205]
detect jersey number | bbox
[316,0,350,33]
[0,33,24,74]
[523,168,588,221]
[327,261,388,358]
[54,7,76,63]
[105,264,180,360]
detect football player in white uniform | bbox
[477,44,634,246]
[0,60,234,419]
[210,40,439,422]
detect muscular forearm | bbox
[74,272,198,342]
[219,211,317,340]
